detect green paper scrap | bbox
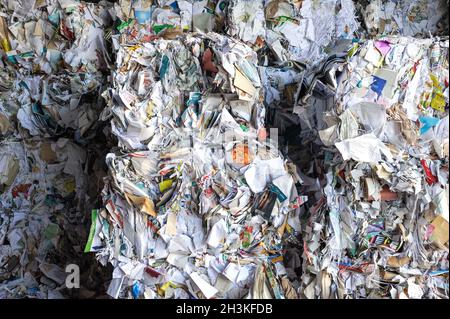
[160,55,170,79]
[348,44,359,58]
[117,18,133,32]
[84,209,98,253]
[44,223,60,240]
[152,24,174,34]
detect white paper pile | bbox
[89,26,307,299]
[0,0,114,298]
[359,0,448,37]
[1,0,448,300]
[300,36,449,299]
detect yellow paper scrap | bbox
[159,179,173,192]
[125,193,156,217]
